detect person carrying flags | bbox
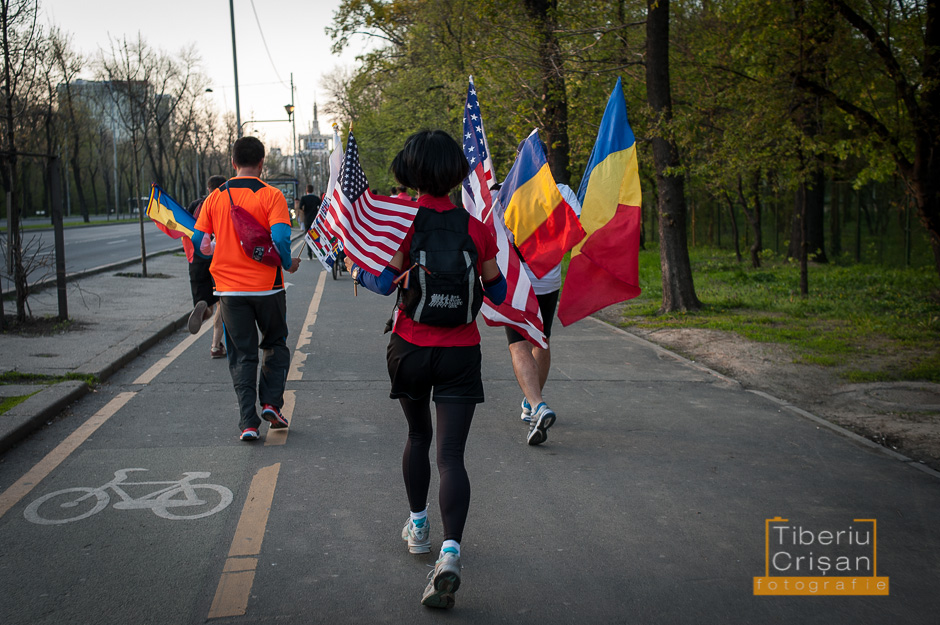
[493,132,585,446]
[501,138,583,446]
[344,130,506,610]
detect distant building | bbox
[297,102,331,152]
[56,79,153,143]
[295,102,331,192]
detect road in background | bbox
[1,221,182,294]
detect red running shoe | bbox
[261,404,289,429]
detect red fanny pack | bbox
[226,186,281,268]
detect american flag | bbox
[460,77,547,348]
[321,131,418,275]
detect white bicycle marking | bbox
[24,468,234,525]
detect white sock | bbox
[441,540,460,556]
[410,507,428,526]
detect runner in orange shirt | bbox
[192,136,301,441]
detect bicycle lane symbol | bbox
[23,468,234,525]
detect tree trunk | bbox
[69,150,90,222]
[723,192,742,263]
[916,0,940,278]
[799,183,808,296]
[1,1,26,322]
[132,142,147,276]
[830,179,842,258]
[523,0,571,185]
[646,0,701,312]
[737,174,763,268]
[788,0,829,264]
[788,170,827,262]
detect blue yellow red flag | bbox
[557,77,642,326]
[495,130,585,278]
[146,184,195,240]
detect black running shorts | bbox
[386,333,484,404]
[505,289,559,345]
[189,256,218,307]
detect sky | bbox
[40,0,370,149]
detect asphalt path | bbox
[1,221,181,293]
[0,253,938,624]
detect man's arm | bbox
[192,201,213,258]
[191,229,213,258]
[270,223,300,272]
[268,188,301,273]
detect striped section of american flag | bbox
[321,132,418,275]
[460,76,547,348]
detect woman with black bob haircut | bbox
[345,129,507,609]
[390,129,469,198]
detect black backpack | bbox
[399,207,484,327]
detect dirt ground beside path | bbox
[591,307,940,472]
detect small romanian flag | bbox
[496,131,585,278]
[146,184,195,240]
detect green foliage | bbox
[326,0,650,188]
[618,245,940,382]
[0,371,97,387]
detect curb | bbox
[0,380,89,454]
[73,310,190,381]
[588,316,940,481]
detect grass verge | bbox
[0,393,35,414]
[0,371,98,387]
[612,246,940,383]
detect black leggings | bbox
[400,397,475,544]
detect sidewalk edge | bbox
[0,380,89,454]
[73,311,190,382]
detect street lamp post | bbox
[290,73,297,184]
[240,107,298,209]
[229,0,242,137]
[239,104,294,135]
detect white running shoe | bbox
[402,517,431,554]
[526,402,556,446]
[421,550,461,609]
[520,397,533,422]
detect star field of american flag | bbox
[459,77,546,348]
[321,130,418,275]
[341,133,369,200]
[462,86,488,170]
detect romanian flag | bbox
[496,130,585,278]
[557,78,642,326]
[146,184,195,240]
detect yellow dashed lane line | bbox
[208,462,282,619]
